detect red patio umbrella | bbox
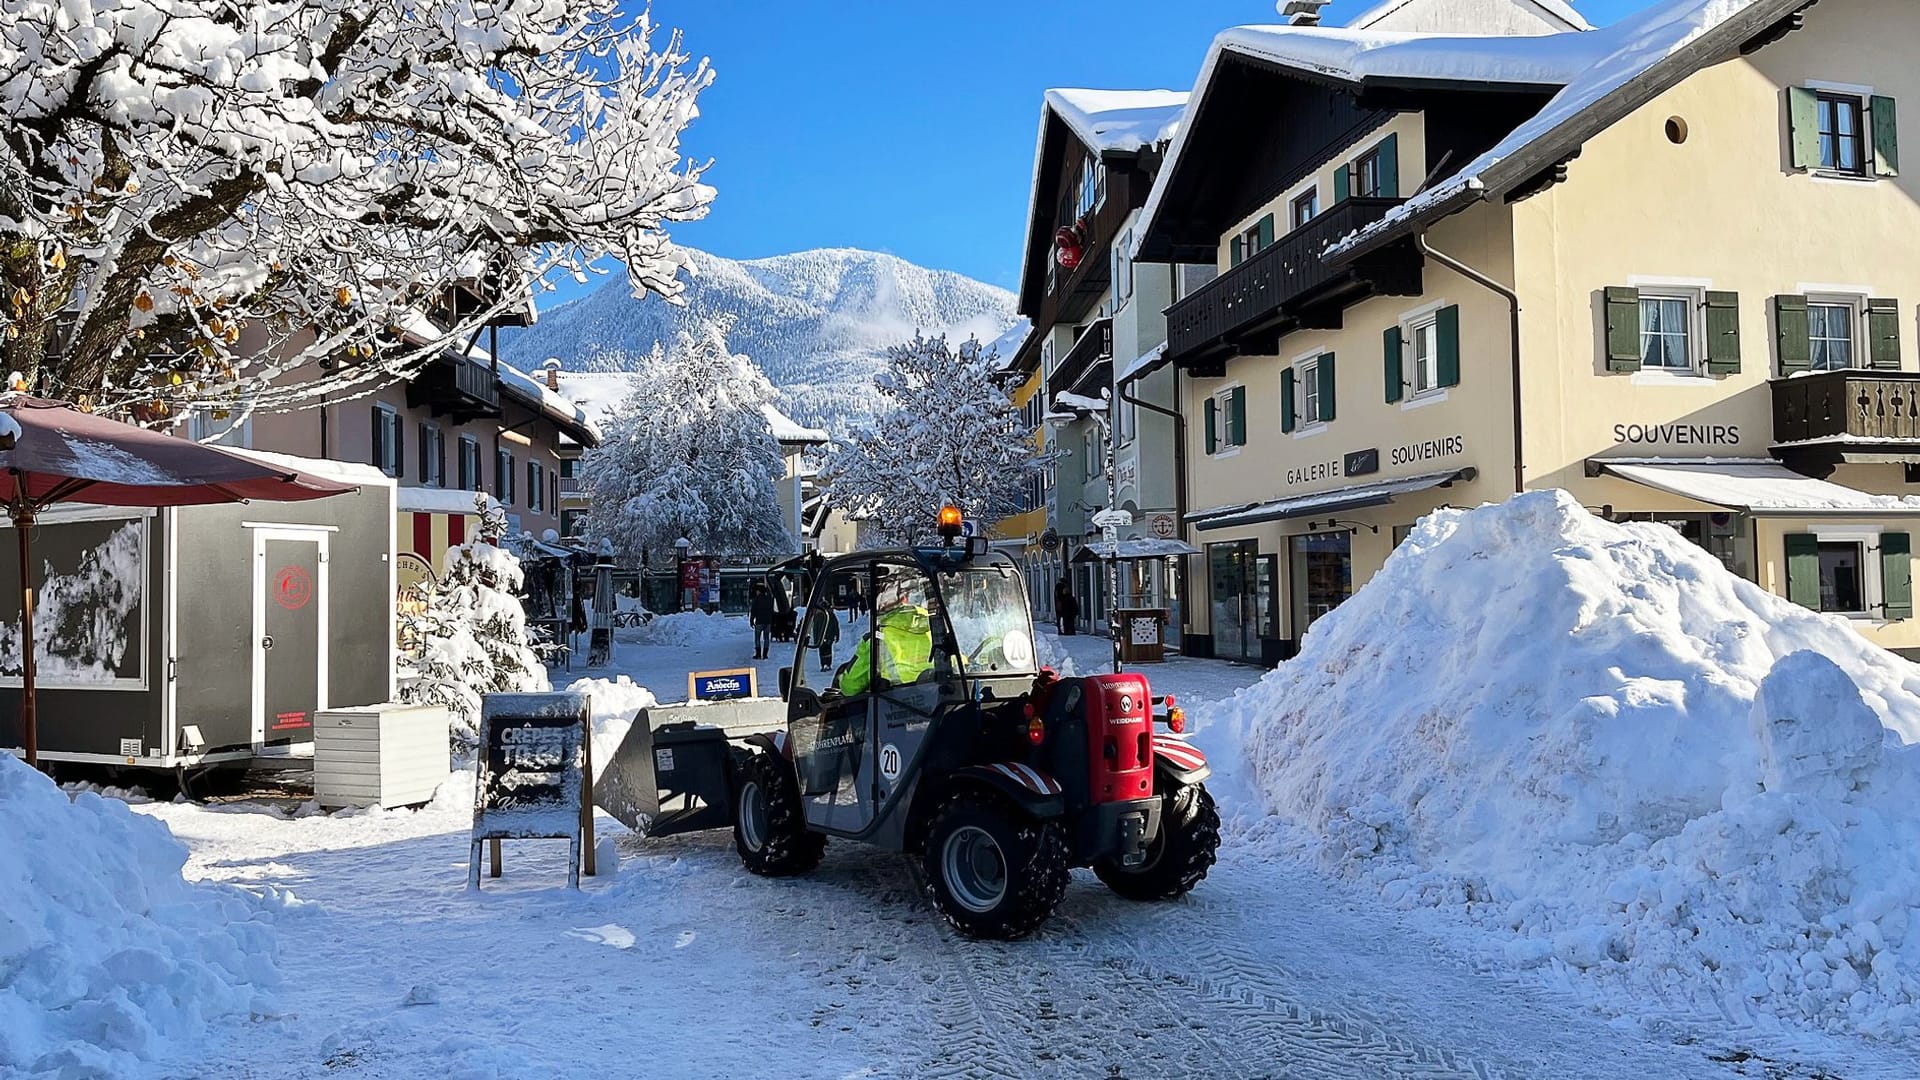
[0,394,355,766]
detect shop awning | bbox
[1070,538,1201,562]
[1190,469,1476,532]
[1590,458,1920,515]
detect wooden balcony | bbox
[1773,369,1920,468]
[1049,318,1113,398]
[1165,197,1422,376]
[406,352,501,424]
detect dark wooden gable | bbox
[1017,112,1160,326]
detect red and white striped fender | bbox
[1151,734,1211,781]
[985,762,1064,797]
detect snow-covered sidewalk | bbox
[106,618,1920,1078]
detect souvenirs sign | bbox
[469,691,596,889]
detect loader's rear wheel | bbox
[735,751,825,876]
[1094,779,1220,901]
[923,790,1068,940]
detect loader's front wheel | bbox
[735,751,825,876]
[923,790,1068,940]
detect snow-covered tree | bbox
[578,317,791,563]
[826,332,1034,544]
[399,497,549,750]
[0,0,714,422]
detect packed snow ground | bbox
[48,611,1920,1078]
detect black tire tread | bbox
[735,751,827,876]
[1094,780,1220,902]
[923,791,1069,940]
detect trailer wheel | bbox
[1094,780,1220,902]
[922,790,1068,940]
[734,751,825,876]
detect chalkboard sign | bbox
[687,667,757,702]
[469,691,596,889]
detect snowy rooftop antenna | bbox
[1280,0,1331,25]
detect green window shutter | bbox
[1228,385,1247,446]
[1377,133,1400,198]
[370,405,382,467]
[1788,87,1821,170]
[1436,304,1461,387]
[1280,367,1297,433]
[1869,298,1902,369]
[1204,397,1217,453]
[1256,214,1275,250]
[1332,165,1350,204]
[1317,353,1337,422]
[1883,532,1914,619]
[1784,533,1821,609]
[1775,294,1811,373]
[1605,286,1641,372]
[1872,95,1900,177]
[1704,291,1741,375]
[1229,235,1244,268]
[1383,325,1404,403]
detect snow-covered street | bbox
[97,619,1918,1080]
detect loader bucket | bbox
[594,698,788,838]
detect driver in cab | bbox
[836,583,936,696]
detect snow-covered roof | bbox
[760,403,829,445]
[1117,343,1170,387]
[1327,0,1799,258]
[985,319,1033,372]
[1043,89,1188,155]
[1018,88,1187,317]
[388,309,600,446]
[1072,537,1200,561]
[1053,390,1110,414]
[1594,459,1920,515]
[1349,0,1592,33]
[1212,24,1601,87]
[396,487,499,515]
[225,447,392,488]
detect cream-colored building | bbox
[1136,0,1920,662]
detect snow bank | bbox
[566,675,660,776]
[630,610,739,648]
[1222,490,1920,1036]
[0,757,279,1075]
[1035,631,1080,677]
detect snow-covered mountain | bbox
[500,248,1019,428]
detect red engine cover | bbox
[1081,673,1154,803]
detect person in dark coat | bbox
[749,582,777,659]
[804,604,841,673]
[846,581,866,621]
[1054,581,1079,636]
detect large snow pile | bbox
[1222,490,1920,1036]
[630,610,740,649]
[0,757,278,1074]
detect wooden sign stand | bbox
[468,692,597,890]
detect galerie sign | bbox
[1284,436,1467,488]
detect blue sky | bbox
[571,0,1649,304]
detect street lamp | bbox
[673,536,692,613]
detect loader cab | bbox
[782,547,1037,838]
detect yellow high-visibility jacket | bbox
[837,605,934,696]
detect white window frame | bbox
[1626,277,1711,380]
[419,421,444,487]
[1352,146,1383,199]
[1804,80,1880,184]
[1807,294,1864,371]
[1211,384,1245,457]
[1811,525,1884,620]
[373,404,400,477]
[1117,395,1138,447]
[1291,351,1326,437]
[1112,227,1136,312]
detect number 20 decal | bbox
[879,743,902,782]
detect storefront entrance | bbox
[1208,541,1272,663]
[1613,511,1753,579]
[1289,531,1352,640]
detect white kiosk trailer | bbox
[0,454,396,780]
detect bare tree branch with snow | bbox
[0,0,714,421]
[825,332,1035,545]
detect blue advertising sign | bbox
[688,667,758,701]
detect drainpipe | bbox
[1414,235,1524,495]
[1118,362,1188,634]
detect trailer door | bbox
[252,530,328,749]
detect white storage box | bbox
[314,703,450,809]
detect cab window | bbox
[939,568,1036,675]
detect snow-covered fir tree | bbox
[399,497,549,750]
[578,317,792,563]
[0,1,714,422]
[826,332,1034,544]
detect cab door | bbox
[789,564,875,834]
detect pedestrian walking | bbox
[749,582,776,659]
[804,603,841,674]
[1055,581,1080,636]
[847,581,866,622]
